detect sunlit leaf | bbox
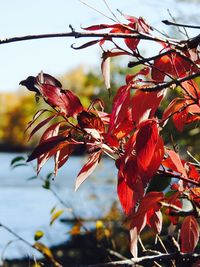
[33,242,53,259]
[75,151,101,191]
[181,216,199,253]
[136,120,158,171]
[50,210,64,226]
[34,230,44,241]
[68,222,82,236]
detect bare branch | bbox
[141,72,200,92]
[128,48,199,69]
[0,30,179,46]
[157,169,200,186]
[163,20,200,29]
[89,252,200,266]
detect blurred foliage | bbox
[0,61,199,158]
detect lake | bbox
[0,152,118,261]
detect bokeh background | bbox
[0,0,199,265]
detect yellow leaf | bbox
[69,223,81,236]
[34,230,44,241]
[96,220,104,229]
[50,210,64,226]
[96,220,105,241]
[33,242,53,259]
[33,242,62,267]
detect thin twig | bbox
[157,169,200,186]
[163,20,200,29]
[79,0,116,23]
[0,223,62,267]
[89,252,200,266]
[102,0,120,23]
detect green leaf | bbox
[10,156,26,167]
[46,172,54,180]
[42,180,50,189]
[50,210,64,226]
[34,230,44,241]
[11,163,28,169]
[27,176,38,181]
[50,205,57,214]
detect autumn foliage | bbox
[21,13,200,263]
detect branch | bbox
[162,20,200,29]
[0,223,62,267]
[128,48,200,68]
[0,30,179,46]
[157,169,200,186]
[89,252,200,266]
[141,72,200,92]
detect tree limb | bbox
[89,252,200,266]
[141,72,200,92]
[157,169,200,186]
[0,30,180,46]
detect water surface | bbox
[0,152,118,260]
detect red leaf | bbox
[112,109,133,139]
[152,51,193,82]
[130,214,147,257]
[36,122,62,173]
[189,188,200,208]
[130,192,164,257]
[187,104,200,114]
[164,149,187,177]
[142,136,164,186]
[26,109,51,132]
[181,80,200,99]
[54,143,74,175]
[75,151,101,191]
[187,163,200,182]
[132,192,164,218]
[162,98,185,124]
[181,216,199,253]
[28,114,59,141]
[103,134,119,148]
[71,39,101,50]
[125,36,140,51]
[165,191,182,225]
[147,210,163,233]
[61,90,84,117]
[37,72,62,88]
[173,108,188,132]
[117,173,134,215]
[39,84,83,117]
[27,135,68,162]
[132,90,163,124]
[78,111,105,134]
[126,67,150,84]
[108,85,132,138]
[136,120,159,171]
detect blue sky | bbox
[0,0,199,91]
